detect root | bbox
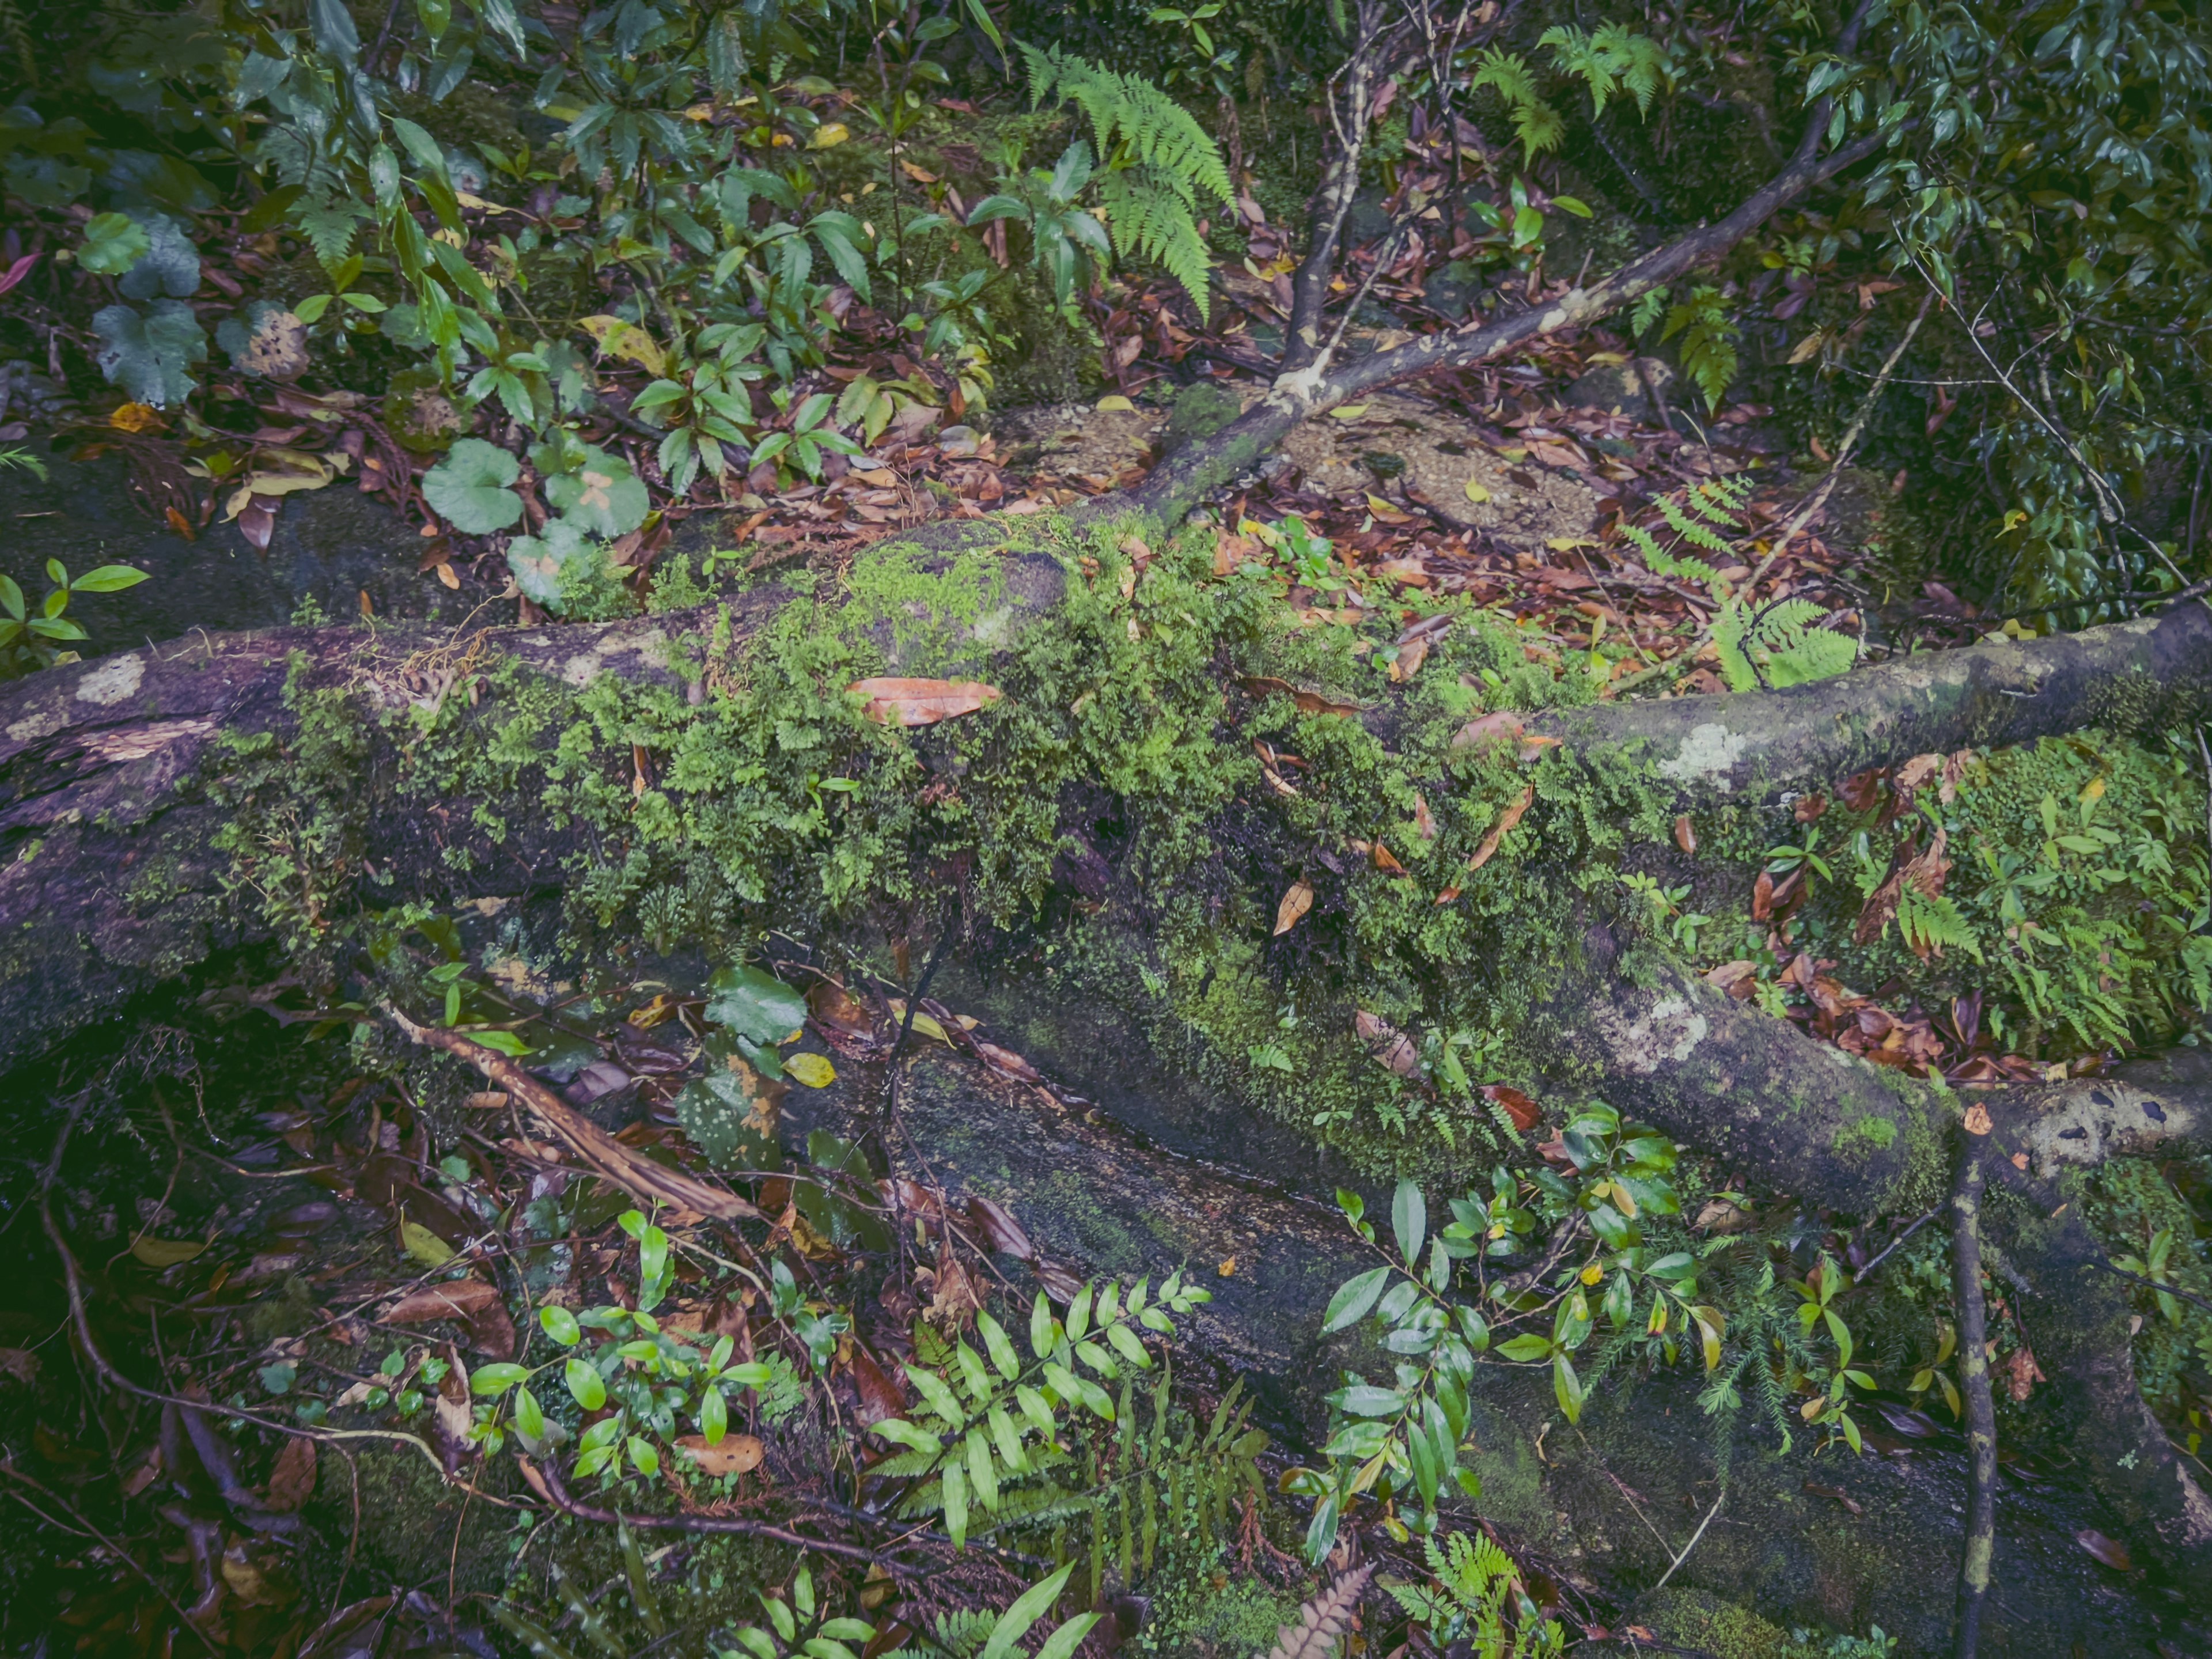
[1949,1144,1997,1658]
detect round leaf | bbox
[423,437,524,533]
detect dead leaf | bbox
[1466,785,1536,872]
[578,313,666,375]
[1963,1103,1993,1135]
[1274,880,1315,935]
[266,1437,318,1510]
[1481,1084,1542,1131]
[1794,793,1828,823]
[385,1279,502,1324]
[1237,676,1364,718]
[234,308,310,381]
[221,1542,296,1608]
[1673,814,1696,855]
[1355,1010,1421,1078]
[1704,960,1758,999]
[0,1348,39,1387]
[1694,1197,1755,1233]
[2075,1529,2132,1571]
[2003,1344,2044,1402]
[1371,842,1408,875]
[968,1195,1036,1260]
[1214,531,1260,576]
[847,677,1003,726]
[130,1235,209,1268]
[1413,794,1438,841]
[109,401,164,433]
[848,1340,907,1426]
[1388,637,1429,681]
[809,979,877,1044]
[974,1040,1043,1084]
[1452,711,1525,751]
[1801,1480,1862,1516]
[676,1433,765,1476]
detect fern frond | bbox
[1715,597,1856,691]
[1263,1563,1373,1659]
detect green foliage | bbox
[1018,44,1232,316]
[1618,476,1748,589]
[1712,596,1858,691]
[1659,284,1740,414]
[90,299,206,408]
[0,558,148,677]
[1383,1531,1564,1657]
[1535,24,1670,120]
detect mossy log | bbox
[788,1042,2210,1652]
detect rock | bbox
[1278,389,1605,541]
[1564,355,1676,419]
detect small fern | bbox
[1661,283,1742,412]
[1618,476,1750,589]
[1260,1563,1373,1659]
[1467,50,1566,164]
[1537,24,1672,119]
[1714,596,1858,692]
[1020,44,1230,317]
[1384,1531,1565,1657]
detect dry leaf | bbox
[1264,1565,1374,1659]
[1388,637,1429,682]
[1452,711,1525,751]
[1963,1103,1993,1135]
[1482,1084,1543,1131]
[2003,1344,2044,1402]
[1355,1010,1421,1078]
[676,1433,764,1476]
[265,1437,318,1511]
[968,1195,1036,1260]
[974,1040,1043,1084]
[130,1235,208,1268]
[846,677,1003,726]
[1371,842,1407,874]
[1673,814,1697,855]
[1412,793,1438,841]
[1466,785,1537,872]
[2076,1528,2132,1571]
[1274,880,1315,935]
[1238,676,1363,717]
[385,1278,502,1324]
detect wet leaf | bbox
[847,677,1003,725]
[968,1195,1036,1260]
[2075,1528,2131,1571]
[1274,880,1315,935]
[130,1235,208,1268]
[785,1052,836,1088]
[676,1431,764,1475]
[266,1437,318,1510]
[401,1219,457,1267]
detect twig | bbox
[2093,1257,2212,1320]
[1949,1146,1996,1659]
[514,1455,895,1567]
[1650,1486,1724,1592]
[1853,1206,1940,1283]
[0,1461,218,1652]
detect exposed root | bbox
[1949,1143,1996,1658]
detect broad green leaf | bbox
[979,1563,1077,1659]
[469,1362,531,1395]
[544,444,649,537]
[704,964,809,1047]
[92,300,206,408]
[1324,1268,1392,1335]
[1391,1179,1426,1265]
[422,437,524,534]
[566,1356,607,1411]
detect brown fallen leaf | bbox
[1801,1479,1862,1516]
[1412,793,1438,840]
[846,677,1003,726]
[2004,1344,2045,1402]
[1963,1103,1993,1135]
[968,1195,1036,1260]
[1355,1010,1421,1078]
[1794,791,1828,822]
[1451,711,1525,751]
[1466,785,1537,872]
[265,1437,318,1511]
[676,1433,765,1477]
[1673,814,1697,855]
[385,1278,503,1324]
[1274,880,1315,935]
[2075,1528,2132,1571]
[1388,637,1429,682]
[1704,960,1758,999]
[1237,676,1364,718]
[974,1040,1044,1084]
[1482,1084,1543,1131]
[1371,842,1408,874]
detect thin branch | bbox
[1950,1146,1996,1659]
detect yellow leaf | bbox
[1217,1256,1238,1277]
[1546,536,1596,552]
[1094,395,1136,412]
[401,1220,457,1268]
[1273,880,1314,935]
[786,1052,836,1088]
[130,1235,207,1268]
[109,402,162,433]
[1788,329,1827,365]
[810,122,851,148]
[2079,775,2106,804]
[1464,479,1491,503]
[1327,404,1369,420]
[577,315,666,376]
[1365,493,1411,522]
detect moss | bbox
[1627,1586,1794,1658]
[1831,1114,1897,1157]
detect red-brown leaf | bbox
[846,677,1002,726]
[2076,1529,2132,1571]
[1482,1084,1543,1131]
[385,1279,502,1324]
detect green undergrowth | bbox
[1677,730,2212,1064]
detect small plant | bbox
[1383,1529,1565,1657]
[1,558,148,677]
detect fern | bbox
[1020,44,1230,317]
[1262,1564,1373,1659]
[1537,24,1671,119]
[1468,50,1566,163]
[1714,597,1858,692]
[1897,889,1983,962]
[1660,283,1741,412]
[1619,476,1749,589]
[1384,1532,1565,1658]
[294,196,369,274]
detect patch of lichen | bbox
[1680,728,2211,1063]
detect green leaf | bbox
[92,301,207,409]
[1496,1334,1554,1362]
[544,444,649,537]
[1337,1384,1406,1416]
[977,1310,1021,1380]
[942,1456,968,1547]
[1321,1267,1391,1334]
[67,565,148,594]
[1391,1179,1426,1264]
[514,1385,545,1440]
[566,1357,607,1411]
[540,1305,581,1345]
[980,1563,1077,1659]
[78,212,151,276]
[469,1362,531,1395]
[505,518,594,612]
[422,438,524,534]
[704,964,809,1047]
